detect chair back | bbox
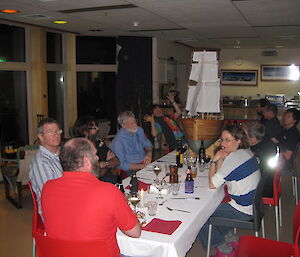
[253,176,267,231]
[28,181,44,236]
[35,233,113,257]
[293,201,300,240]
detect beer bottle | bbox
[198,140,206,163]
[130,171,138,196]
[185,166,194,194]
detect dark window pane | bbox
[77,72,117,133]
[0,24,25,62]
[47,32,62,64]
[48,71,64,130]
[76,36,116,64]
[0,71,28,147]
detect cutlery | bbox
[166,207,191,213]
[161,173,170,181]
[170,197,200,200]
[158,199,168,205]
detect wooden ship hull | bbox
[181,118,224,141]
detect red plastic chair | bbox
[262,170,282,241]
[236,201,300,257]
[34,233,114,257]
[28,181,45,257]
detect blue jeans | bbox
[198,203,252,249]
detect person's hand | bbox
[143,154,152,165]
[143,114,154,123]
[106,150,115,161]
[213,149,229,162]
[167,91,175,103]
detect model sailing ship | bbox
[181,51,224,150]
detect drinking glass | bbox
[153,164,162,182]
[172,183,180,195]
[129,194,140,213]
[147,201,158,216]
[204,155,211,169]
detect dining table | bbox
[116,151,224,257]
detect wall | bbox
[155,38,192,104]
[220,48,300,99]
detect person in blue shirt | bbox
[112,111,153,174]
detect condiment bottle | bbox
[185,166,194,194]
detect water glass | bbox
[147,201,158,216]
[172,183,180,195]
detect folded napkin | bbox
[125,180,151,191]
[142,218,182,235]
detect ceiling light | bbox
[1,9,20,14]
[233,45,241,49]
[53,20,68,24]
[133,21,139,27]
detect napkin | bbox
[142,218,182,235]
[125,180,151,191]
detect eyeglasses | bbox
[44,129,63,136]
[88,127,98,130]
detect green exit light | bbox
[0,57,7,62]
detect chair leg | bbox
[292,176,295,196]
[294,176,298,205]
[261,218,265,238]
[275,205,280,241]
[32,238,36,257]
[207,224,212,257]
[279,198,282,227]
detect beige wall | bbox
[155,38,192,104]
[220,48,300,99]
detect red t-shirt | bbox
[41,172,137,256]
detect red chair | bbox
[34,233,113,257]
[235,201,300,257]
[262,170,282,241]
[28,181,45,257]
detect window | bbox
[77,72,117,133]
[0,24,25,62]
[47,71,64,129]
[76,36,116,64]
[0,71,28,146]
[47,32,62,64]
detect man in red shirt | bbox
[41,137,141,256]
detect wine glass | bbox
[204,155,211,169]
[128,194,140,213]
[153,165,162,182]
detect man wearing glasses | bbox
[29,118,63,218]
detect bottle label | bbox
[185,180,194,193]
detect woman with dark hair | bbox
[198,125,261,257]
[73,116,120,184]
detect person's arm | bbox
[271,137,279,144]
[208,150,227,189]
[99,151,120,177]
[143,146,152,165]
[167,92,181,119]
[144,114,158,137]
[121,221,141,238]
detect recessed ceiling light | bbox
[133,21,139,27]
[53,20,68,24]
[1,9,20,14]
[275,45,284,48]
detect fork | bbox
[166,206,191,213]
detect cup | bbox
[191,166,197,178]
[172,183,180,195]
[147,201,158,216]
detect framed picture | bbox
[261,64,300,81]
[221,70,258,86]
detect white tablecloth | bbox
[117,152,224,257]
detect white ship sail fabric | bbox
[196,82,220,113]
[186,51,220,114]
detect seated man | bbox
[29,118,63,217]
[73,116,120,184]
[242,121,277,197]
[112,111,152,174]
[41,138,141,257]
[255,98,270,124]
[262,103,282,139]
[144,91,184,151]
[272,108,300,173]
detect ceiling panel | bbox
[0,0,299,48]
